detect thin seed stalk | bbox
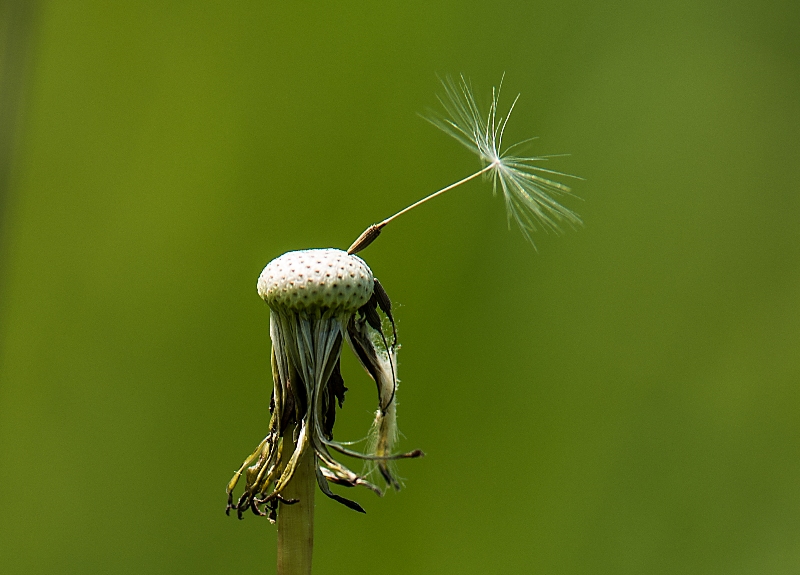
[379,163,493,228]
[277,425,315,575]
[348,164,494,254]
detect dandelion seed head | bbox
[426,75,583,245]
[228,248,421,520]
[258,248,374,312]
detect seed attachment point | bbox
[347,223,384,255]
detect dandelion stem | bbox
[379,163,494,228]
[277,424,315,575]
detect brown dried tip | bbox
[347,223,383,255]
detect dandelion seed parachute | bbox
[425,75,583,245]
[348,75,582,254]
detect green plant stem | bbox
[277,425,315,575]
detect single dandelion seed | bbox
[348,75,582,254]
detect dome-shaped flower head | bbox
[226,248,421,520]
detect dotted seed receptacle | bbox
[257,248,374,312]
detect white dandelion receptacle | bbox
[258,249,374,312]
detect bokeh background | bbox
[1,1,798,573]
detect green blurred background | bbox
[1,1,798,573]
